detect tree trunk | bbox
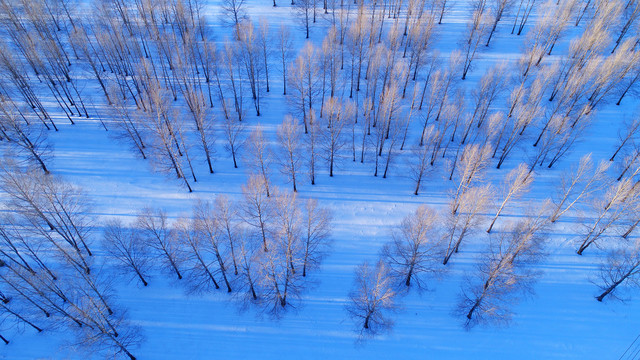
[466,298,480,320]
[135,269,149,286]
[624,219,640,239]
[596,271,633,302]
[405,265,413,286]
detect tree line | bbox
[347,148,640,335]
[0,158,332,355]
[4,0,640,195]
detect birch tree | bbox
[577,178,640,255]
[596,241,640,302]
[245,125,273,197]
[486,164,534,233]
[461,2,490,80]
[451,144,492,215]
[383,206,444,288]
[241,175,274,252]
[214,195,241,276]
[458,216,547,328]
[485,0,514,46]
[346,260,398,336]
[223,112,245,169]
[302,198,332,277]
[277,115,303,192]
[136,207,184,280]
[443,186,492,265]
[550,154,609,223]
[103,220,151,287]
[0,104,50,174]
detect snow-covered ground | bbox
[2,0,640,358]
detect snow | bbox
[2,0,640,358]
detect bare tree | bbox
[294,0,315,38]
[0,41,54,130]
[69,23,112,104]
[495,72,548,168]
[512,0,542,36]
[271,189,302,296]
[418,53,460,146]
[320,98,353,177]
[461,1,490,80]
[141,82,194,192]
[234,226,260,301]
[288,43,319,133]
[240,175,274,252]
[520,0,578,69]
[175,215,220,293]
[485,0,514,46]
[0,163,94,259]
[257,18,271,93]
[346,260,398,336]
[222,41,246,121]
[461,63,507,144]
[0,201,141,360]
[59,265,141,359]
[70,301,141,360]
[611,0,640,52]
[222,111,245,169]
[595,241,640,302]
[451,144,492,215]
[305,110,321,185]
[383,206,444,288]
[409,127,436,196]
[277,26,294,95]
[277,115,303,192]
[435,0,453,24]
[174,52,216,174]
[214,195,241,276]
[245,125,273,197]
[220,0,248,37]
[194,199,235,292]
[487,164,534,233]
[102,220,151,287]
[616,59,640,105]
[444,185,492,265]
[0,102,51,174]
[577,178,640,255]
[402,16,436,95]
[136,207,184,280]
[610,115,640,162]
[301,198,332,277]
[550,154,609,223]
[257,237,299,316]
[319,27,341,105]
[587,39,640,113]
[0,213,55,280]
[237,21,264,117]
[108,94,147,160]
[616,146,640,182]
[458,214,547,328]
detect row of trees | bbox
[0,158,334,353]
[3,0,640,197]
[0,160,140,358]
[278,0,640,197]
[346,201,549,335]
[103,175,333,316]
[347,149,640,335]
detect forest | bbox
[0,0,640,358]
